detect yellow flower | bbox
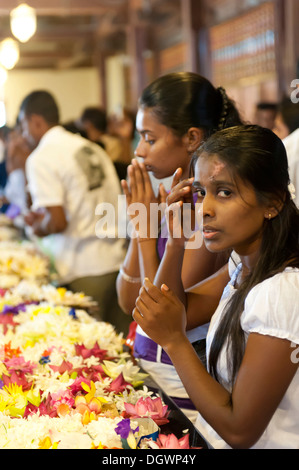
[38,436,59,449]
[91,441,104,449]
[57,287,67,298]
[0,362,8,377]
[59,371,71,383]
[81,381,108,405]
[1,383,28,417]
[26,389,41,407]
[127,431,137,449]
[81,381,96,403]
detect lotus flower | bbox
[74,342,107,361]
[4,356,35,375]
[124,396,169,425]
[49,360,73,374]
[24,394,57,418]
[106,373,131,394]
[68,376,90,395]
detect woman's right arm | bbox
[116,236,141,315]
[116,160,162,314]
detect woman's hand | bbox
[132,278,187,349]
[121,159,166,238]
[165,168,195,243]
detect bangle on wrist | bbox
[119,266,141,283]
[138,237,156,243]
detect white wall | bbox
[105,55,126,115]
[2,67,102,126]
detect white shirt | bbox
[283,128,299,208]
[195,266,299,449]
[4,169,26,211]
[26,126,126,284]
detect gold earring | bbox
[268,213,272,220]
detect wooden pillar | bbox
[181,0,211,77]
[126,2,149,108]
[181,0,198,72]
[96,50,108,108]
[274,0,299,96]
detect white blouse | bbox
[195,266,299,449]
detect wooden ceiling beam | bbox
[0,0,126,16]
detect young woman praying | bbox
[116,72,242,423]
[133,125,299,449]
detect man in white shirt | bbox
[273,96,299,208]
[18,90,131,334]
[282,127,299,208]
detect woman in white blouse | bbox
[133,125,299,449]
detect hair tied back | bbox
[217,86,229,130]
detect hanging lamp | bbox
[0,38,20,70]
[10,3,37,43]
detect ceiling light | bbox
[0,38,20,70]
[10,3,37,43]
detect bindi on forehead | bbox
[208,160,227,181]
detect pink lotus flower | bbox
[4,356,36,375]
[24,394,58,418]
[74,364,106,382]
[0,314,16,334]
[2,368,33,391]
[2,356,35,390]
[156,433,190,449]
[124,396,169,425]
[49,360,73,374]
[74,342,108,361]
[106,373,131,394]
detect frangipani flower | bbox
[124,397,169,425]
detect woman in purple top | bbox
[116,72,242,422]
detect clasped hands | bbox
[121,159,196,242]
[126,161,196,346]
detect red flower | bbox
[49,360,73,374]
[74,342,108,361]
[106,373,131,394]
[24,394,58,418]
